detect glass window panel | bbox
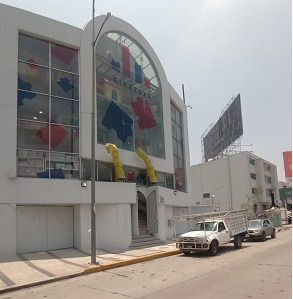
[175,174,185,192]
[172,138,178,156]
[51,98,79,126]
[18,62,49,94]
[98,161,111,182]
[18,34,49,66]
[157,172,165,187]
[175,109,181,126]
[171,120,176,138]
[176,124,182,143]
[177,142,183,160]
[173,155,178,171]
[17,120,49,151]
[17,94,49,122]
[166,173,174,189]
[51,43,78,73]
[96,33,164,158]
[17,34,80,180]
[170,103,176,121]
[81,159,95,180]
[51,69,79,100]
[177,158,184,172]
[50,125,79,153]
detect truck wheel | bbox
[209,240,218,256]
[261,232,266,242]
[271,229,276,239]
[183,251,191,255]
[234,234,242,249]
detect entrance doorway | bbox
[137,191,148,235]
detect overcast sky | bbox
[1,0,291,181]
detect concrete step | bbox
[130,234,165,249]
[129,239,165,249]
[132,234,154,241]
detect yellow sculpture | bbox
[105,143,125,180]
[135,147,157,183]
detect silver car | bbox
[247,219,276,241]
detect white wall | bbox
[0,204,16,258]
[229,153,252,209]
[190,151,280,212]
[191,158,231,208]
[96,204,132,252]
[0,179,136,205]
[74,203,132,252]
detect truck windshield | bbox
[193,221,217,231]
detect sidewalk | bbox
[0,240,180,294]
[0,225,291,295]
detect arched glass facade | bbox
[95,32,165,159]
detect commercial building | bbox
[0,4,194,258]
[191,151,280,213]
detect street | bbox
[1,230,291,299]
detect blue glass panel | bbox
[51,70,79,100]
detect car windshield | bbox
[248,220,262,227]
[193,221,217,231]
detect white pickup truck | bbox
[175,210,248,256]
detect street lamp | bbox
[91,1,111,264]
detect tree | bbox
[241,187,263,217]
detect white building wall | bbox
[229,153,252,210]
[0,205,16,258]
[191,151,280,212]
[191,158,231,210]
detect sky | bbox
[1,0,292,181]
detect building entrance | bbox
[137,191,148,235]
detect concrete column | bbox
[131,203,139,236]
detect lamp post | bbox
[91,0,111,264]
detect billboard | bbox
[203,94,243,161]
[283,151,292,184]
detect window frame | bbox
[17,33,80,179]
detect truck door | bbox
[217,221,230,245]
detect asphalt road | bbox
[1,230,291,299]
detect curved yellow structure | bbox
[135,148,157,183]
[105,143,125,180]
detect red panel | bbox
[122,45,130,77]
[283,151,292,178]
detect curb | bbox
[0,272,82,295]
[82,249,181,275]
[0,249,181,295]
